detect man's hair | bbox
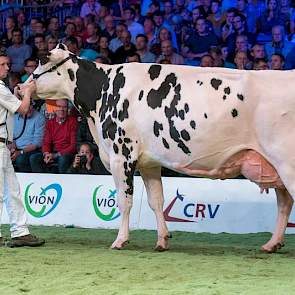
[24,57,38,66]
[0,51,8,57]
[136,34,148,43]
[64,36,79,47]
[126,52,141,62]
[272,53,285,63]
[34,33,46,41]
[253,57,268,65]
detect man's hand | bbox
[44,152,54,164]
[18,80,36,97]
[72,154,81,168]
[10,150,20,161]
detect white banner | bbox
[2,173,295,234]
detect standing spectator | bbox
[270,53,285,69]
[11,103,45,172]
[7,29,32,73]
[135,34,156,63]
[80,0,101,18]
[114,30,137,64]
[123,7,144,43]
[0,52,45,247]
[30,99,78,174]
[156,39,184,65]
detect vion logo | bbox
[92,185,120,221]
[24,183,62,218]
[164,189,220,222]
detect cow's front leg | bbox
[110,156,137,250]
[261,188,293,253]
[140,166,170,251]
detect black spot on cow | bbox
[163,80,191,155]
[57,72,61,76]
[190,120,196,129]
[118,138,123,144]
[211,78,222,90]
[118,127,122,137]
[184,103,189,113]
[118,99,129,121]
[122,143,131,160]
[153,121,163,137]
[224,87,230,95]
[197,80,203,86]
[124,138,131,143]
[231,109,238,118]
[147,73,177,109]
[204,113,208,119]
[67,69,75,81]
[148,64,162,80]
[122,129,126,136]
[113,143,119,154]
[179,110,185,120]
[237,94,244,101]
[138,90,144,101]
[162,138,170,149]
[223,95,227,100]
[181,129,190,141]
[102,115,117,140]
[124,160,137,196]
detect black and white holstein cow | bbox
[29,44,294,253]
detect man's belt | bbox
[0,137,12,145]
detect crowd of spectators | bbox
[1,0,295,175]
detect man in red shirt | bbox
[30,99,78,173]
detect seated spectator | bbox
[1,16,16,48]
[209,46,235,68]
[32,33,48,61]
[123,7,144,43]
[270,53,285,70]
[207,0,226,37]
[97,35,115,63]
[159,58,172,64]
[7,28,32,73]
[101,15,116,42]
[253,57,269,70]
[182,17,219,65]
[265,25,294,69]
[30,99,78,174]
[114,30,137,64]
[150,26,172,57]
[109,22,128,53]
[135,34,156,63]
[156,39,184,65]
[21,58,38,83]
[251,43,266,60]
[11,103,45,172]
[234,50,250,69]
[126,52,141,63]
[84,23,100,51]
[200,54,214,67]
[67,143,106,175]
[143,17,157,50]
[257,0,284,39]
[46,35,58,51]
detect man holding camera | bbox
[67,143,103,175]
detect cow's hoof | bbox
[261,241,284,253]
[154,236,169,252]
[111,240,129,250]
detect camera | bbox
[78,155,87,167]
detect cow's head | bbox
[30,43,78,102]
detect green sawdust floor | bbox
[0,226,294,295]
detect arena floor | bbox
[0,226,294,295]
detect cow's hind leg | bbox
[140,166,170,251]
[110,156,137,250]
[261,188,293,253]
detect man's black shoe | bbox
[8,234,45,248]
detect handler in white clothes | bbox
[0,52,45,247]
